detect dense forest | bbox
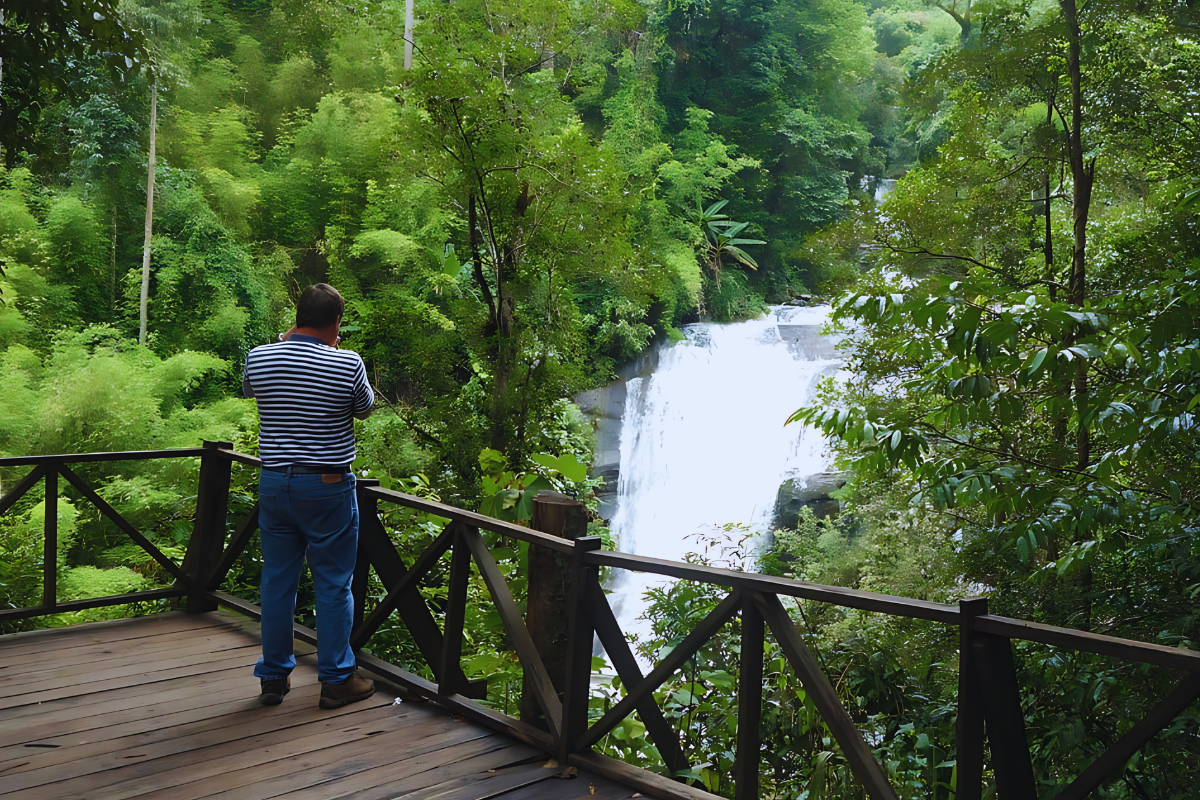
[2,0,1200,796]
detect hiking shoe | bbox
[260,676,291,706]
[319,671,375,709]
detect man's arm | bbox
[350,358,375,420]
[242,359,255,398]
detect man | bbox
[242,283,376,708]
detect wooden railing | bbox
[2,441,1199,800]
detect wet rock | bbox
[774,472,848,527]
[589,463,620,521]
[776,324,842,361]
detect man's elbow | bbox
[353,409,373,420]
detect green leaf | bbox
[1024,348,1049,379]
[530,452,588,482]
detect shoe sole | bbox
[260,693,286,706]
[319,686,376,709]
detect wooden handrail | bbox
[586,549,960,623]
[0,448,208,467]
[975,614,1200,672]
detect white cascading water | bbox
[606,305,843,645]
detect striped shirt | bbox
[242,334,375,467]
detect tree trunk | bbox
[403,0,414,71]
[139,83,157,345]
[1061,0,1096,629]
[1060,0,1094,470]
[110,195,118,310]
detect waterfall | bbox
[604,306,843,646]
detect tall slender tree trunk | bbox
[139,83,157,345]
[403,0,414,71]
[1061,0,1095,472]
[1061,0,1096,629]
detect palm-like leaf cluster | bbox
[689,200,766,287]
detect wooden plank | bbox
[81,705,435,800]
[507,773,638,800]
[463,527,563,738]
[0,658,268,727]
[280,740,539,800]
[735,595,763,800]
[1053,673,1200,800]
[44,702,424,798]
[0,683,322,777]
[59,464,196,590]
[0,612,236,656]
[387,761,553,800]
[0,464,48,517]
[185,728,515,800]
[0,587,188,623]
[583,581,687,773]
[754,593,898,800]
[587,551,959,624]
[975,614,1200,673]
[0,628,267,689]
[0,666,319,752]
[0,448,207,467]
[0,643,263,701]
[579,590,742,751]
[0,646,265,710]
[0,686,394,795]
[567,751,723,800]
[0,624,255,672]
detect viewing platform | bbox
[0,611,634,800]
[2,443,1199,800]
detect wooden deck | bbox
[0,612,639,800]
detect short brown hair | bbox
[296,283,345,329]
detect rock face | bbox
[773,471,848,527]
[574,339,664,521]
[776,324,842,361]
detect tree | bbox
[792,0,1200,629]
[397,0,637,455]
[0,0,149,162]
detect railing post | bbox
[43,467,58,611]
[560,535,602,762]
[735,593,764,800]
[974,633,1037,800]
[957,597,987,800]
[522,491,587,728]
[352,478,380,635]
[438,524,471,697]
[182,440,232,613]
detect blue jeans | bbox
[254,470,358,684]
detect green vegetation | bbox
[2,0,1198,795]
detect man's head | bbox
[296,283,345,331]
